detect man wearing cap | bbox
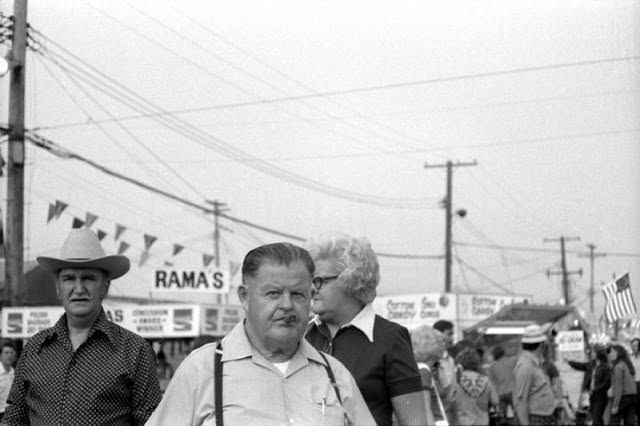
[2,229,162,426]
[512,324,557,425]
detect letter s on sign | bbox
[213,271,224,289]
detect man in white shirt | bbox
[0,343,16,420]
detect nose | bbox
[280,291,293,309]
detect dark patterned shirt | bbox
[3,309,161,426]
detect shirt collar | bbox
[520,349,541,366]
[46,309,118,349]
[221,320,324,366]
[309,303,376,343]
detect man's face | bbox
[0,346,16,368]
[239,260,312,353]
[56,268,109,319]
[442,328,454,349]
[310,258,350,324]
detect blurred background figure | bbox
[306,232,427,426]
[487,344,517,423]
[455,347,499,425]
[410,324,446,425]
[565,344,610,426]
[432,319,458,424]
[155,348,174,393]
[0,342,17,421]
[607,344,637,425]
[630,338,640,424]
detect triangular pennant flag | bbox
[72,217,85,229]
[84,212,98,228]
[229,261,241,278]
[97,229,107,241]
[203,254,215,267]
[54,200,68,219]
[115,224,126,241]
[46,203,56,223]
[172,244,184,256]
[139,251,150,267]
[143,234,157,251]
[164,261,174,267]
[117,241,130,255]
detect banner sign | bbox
[556,330,585,352]
[0,303,242,339]
[201,305,244,336]
[457,293,531,321]
[1,307,64,338]
[373,293,457,329]
[152,268,229,294]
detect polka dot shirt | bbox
[3,309,162,425]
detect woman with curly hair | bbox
[305,232,427,426]
[454,347,499,425]
[608,344,637,425]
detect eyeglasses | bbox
[311,275,339,291]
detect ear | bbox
[237,283,248,304]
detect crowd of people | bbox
[0,228,638,425]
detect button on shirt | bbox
[3,310,162,426]
[512,350,556,417]
[305,304,423,426]
[145,321,375,426]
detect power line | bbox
[30,54,640,128]
[455,241,640,258]
[30,32,432,209]
[26,130,441,260]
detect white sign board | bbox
[1,306,64,338]
[556,330,585,352]
[200,305,244,336]
[457,293,532,321]
[152,268,229,294]
[373,293,457,329]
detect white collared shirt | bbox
[311,303,376,343]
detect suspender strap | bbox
[214,341,223,426]
[318,351,343,404]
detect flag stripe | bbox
[602,273,637,322]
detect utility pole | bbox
[544,236,582,306]
[5,0,27,307]
[578,243,606,314]
[206,200,228,304]
[424,159,476,293]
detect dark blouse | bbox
[306,314,422,426]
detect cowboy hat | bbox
[37,228,130,279]
[521,324,548,344]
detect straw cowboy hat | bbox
[521,324,548,344]
[37,228,130,280]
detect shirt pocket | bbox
[311,385,349,426]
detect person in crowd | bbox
[146,242,375,426]
[630,337,640,424]
[155,349,174,393]
[432,319,458,423]
[608,344,637,425]
[512,324,557,425]
[487,344,517,422]
[410,324,446,425]
[0,343,16,421]
[565,345,611,425]
[2,229,161,425]
[305,232,427,426]
[454,347,499,425]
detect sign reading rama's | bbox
[153,268,229,294]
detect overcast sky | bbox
[1,0,638,320]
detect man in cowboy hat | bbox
[2,229,161,426]
[512,324,557,425]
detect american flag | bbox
[603,273,637,323]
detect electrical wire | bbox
[30,32,433,209]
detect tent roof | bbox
[465,303,576,335]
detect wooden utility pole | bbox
[578,243,606,314]
[424,160,476,293]
[5,0,27,307]
[206,200,228,304]
[544,236,582,305]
